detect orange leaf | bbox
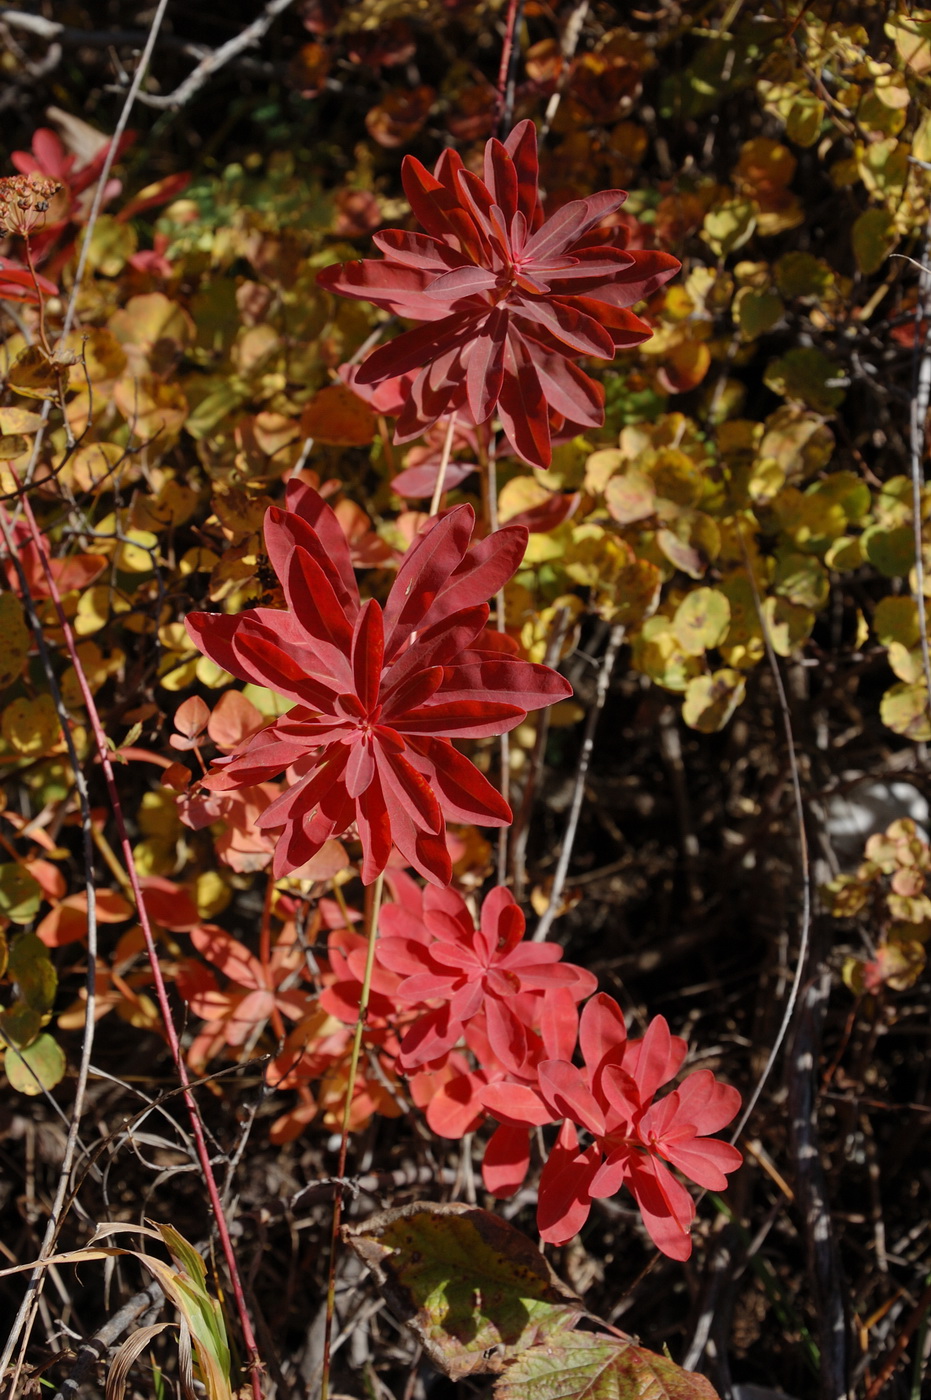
[300,384,376,446]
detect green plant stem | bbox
[319,869,385,1400]
[477,422,510,883]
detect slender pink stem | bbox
[495,0,523,135]
[4,482,264,1400]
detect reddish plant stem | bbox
[495,0,523,136]
[6,481,264,1400]
[22,235,52,359]
[260,875,286,1043]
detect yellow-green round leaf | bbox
[0,434,28,458]
[852,208,897,276]
[0,865,42,925]
[824,536,862,570]
[78,214,138,278]
[881,681,931,740]
[874,596,920,649]
[785,92,825,146]
[0,408,45,435]
[682,668,747,732]
[862,524,915,578]
[887,642,925,685]
[672,588,731,656]
[9,932,57,1010]
[773,553,829,610]
[5,1033,66,1095]
[735,287,783,340]
[775,253,835,301]
[701,199,757,257]
[764,348,845,413]
[762,596,815,657]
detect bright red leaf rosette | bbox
[481,993,742,1259]
[318,119,680,468]
[185,480,571,886]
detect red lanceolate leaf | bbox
[186,482,571,885]
[0,259,59,303]
[318,120,680,468]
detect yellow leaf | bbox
[8,345,67,401]
[682,668,746,732]
[0,434,28,458]
[0,408,44,434]
[62,327,127,383]
[2,694,60,756]
[63,441,126,493]
[78,214,137,277]
[0,592,30,689]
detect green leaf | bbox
[0,1004,43,1048]
[343,1203,584,1381]
[773,553,829,610]
[874,596,920,649]
[0,592,30,690]
[735,287,783,341]
[4,1032,66,1095]
[495,1330,720,1400]
[0,866,42,925]
[852,208,896,276]
[9,931,57,1010]
[862,524,916,578]
[764,348,845,413]
[774,252,835,301]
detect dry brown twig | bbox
[532,623,625,942]
[0,509,99,1391]
[132,0,298,110]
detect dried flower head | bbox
[0,173,62,238]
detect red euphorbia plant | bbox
[318,119,680,467]
[186,480,571,885]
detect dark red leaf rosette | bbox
[318,119,680,468]
[185,481,571,886]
